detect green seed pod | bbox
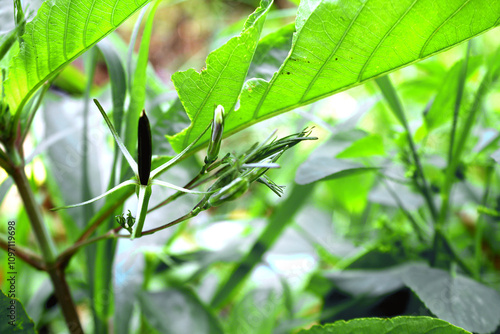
[207,177,249,207]
[205,105,225,165]
[138,110,152,185]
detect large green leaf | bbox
[210,183,315,309]
[295,156,379,185]
[0,289,36,333]
[168,0,273,151]
[171,0,500,152]
[403,265,500,333]
[299,316,470,334]
[138,288,224,334]
[4,0,152,113]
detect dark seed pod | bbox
[138,110,152,185]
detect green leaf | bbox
[226,289,282,334]
[124,0,161,160]
[94,99,138,176]
[168,0,273,151]
[4,0,152,114]
[295,156,379,185]
[138,289,224,334]
[424,57,481,131]
[299,316,470,334]
[52,180,136,210]
[0,289,36,333]
[403,265,500,333]
[210,183,315,308]
[247,22,295,80]
[323,263,417,298]
[336,134,385,158]
[173,0,500,151]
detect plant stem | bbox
[375,76,438,222]
[447,43,470,168]
[57,212,195,265]
[139,212,194,235]
[74,187,134,244]
[0,234,46,270]
[57,227,122,268]
[11,166,56,261]
[380,177,427,243]
[11,165,83,333]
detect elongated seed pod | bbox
[138,110,152,185]
[205,105,225,165]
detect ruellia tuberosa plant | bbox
[53,100,317,238]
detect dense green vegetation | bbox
[0,0,500,333]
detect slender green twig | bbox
[447,42,470,168]
[375,76,438,222]
[380,176,427,243]
[57,227,123,268]
[57,212,196,266]
[474,164,493,279]
[73,187,134,244]
[438,63,499,226]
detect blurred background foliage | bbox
[1,0,500,333]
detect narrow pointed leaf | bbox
[211,183,314,308]
[94,99,138,176]
[124,0,161,161]
[150,123,212,179]
[52,180,136,210]
[151,180,210,194]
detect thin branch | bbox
[0,234,46,270]
[74,186,135,243]
[57,211,196,267]
[380,177,427,243]
[57,226,123,269]
[139,212,195,236]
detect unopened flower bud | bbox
[205,105,225,165]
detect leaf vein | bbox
[419,0,472,58]
[83,0,98,48]
[357,0,419,82]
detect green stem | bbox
[447,43,470,168]
[57,227,122,268]
[375,76,438,222]
[57,212,196,265]
[11,165,83,333]
[131,184,152,238]
[380,177,427,243]
[473,164,493,279]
